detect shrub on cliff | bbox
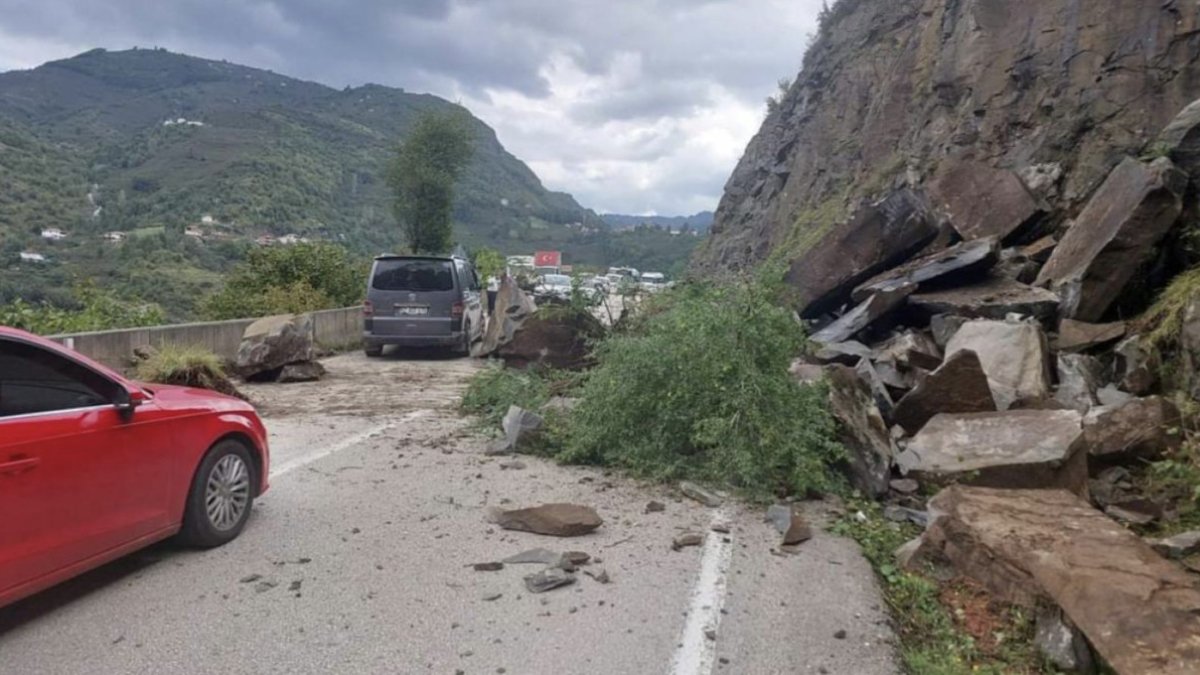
[202,242,365,320]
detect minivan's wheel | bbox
[364,344,383,357]
[178,439,256,548]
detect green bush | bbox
[202,242,365,320]
[461,363,551,428]
[558,278,844,499]
[0,281,165,334]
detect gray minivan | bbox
[362,254,485,356]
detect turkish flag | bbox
[534,250,561,267]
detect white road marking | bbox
[669,510,734,675]
[268,410,432,479]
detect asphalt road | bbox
[0,352,897,675]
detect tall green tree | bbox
[389,110,475,254]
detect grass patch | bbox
[1135,265,1200,353]
[831,502,1051,674]
[134,344,246,400]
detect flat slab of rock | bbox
[891,350,996,435]
[680,481,724,507]
[1054,319,1126,352]
[810,283,915,345]
[1158,97,1200,179]
[524,568,575,593]
[945,319,1051,410]
[1149,530,1200,559]
[929,160,1042,242]
[824,365,896,497]
[851,236,999,304]
[277,361,326,383]
[896,410,1086,494]
[906,486,1200,675]
[812,340,873,365]
[1036,157,1186,321]
[492,503,602,537]
[1082,396,1182,462]
[908,276,1059,324]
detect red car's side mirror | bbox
[115,387,149,422]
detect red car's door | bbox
[0,337,173,600]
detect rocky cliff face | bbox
[697,0,1200,316]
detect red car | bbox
[0,326,269,608]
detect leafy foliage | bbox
[201,242,365,319]
[471,247,506,281]
[389,110,475,253]
[558,277,845,499]
[0,281,165,334]
[461,363,552,428]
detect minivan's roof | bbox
[374,253,465,261]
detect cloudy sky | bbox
[0,0,822,215]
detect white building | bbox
[19,251,47,263]
[278,233,301,245]
[103,231,126,242]
[200,215,215,225]
[40,228,66,240]
[184,227,205,239]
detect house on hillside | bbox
[200,215,215,225]
[278,233,303,245]
[19,251,47,263]
[40,228,66,240]
[255,234,276,246]
[103,231,126,242]
[184,227,204,239]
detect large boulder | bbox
[1082,396,1182,463]
[1114,335,1159,395]
[896,410,1087,494]
[908,276,1060,324]
[234,313,316,380]
[474,277,537,357]
[945,319,1051,410]
[824,364,897,497]
[928,160,1043,242]
[785,189,938,318]
[810,282,914,345]
[851,236,999,303]
[904,486,1200,675]
[495,307,604,371]
[1035,157,1187,321]
[891,350,996,436]
[1053,319,1126,352]
[1158,97,1200,180]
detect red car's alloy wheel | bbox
[205,454,250,531]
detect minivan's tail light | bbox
[362,300,374,317]
[451,301,464,319]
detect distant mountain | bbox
[0,47,607,315]
[601,211,713,233]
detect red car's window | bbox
[0,339,118,418]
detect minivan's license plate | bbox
[396,306,428,316]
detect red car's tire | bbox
[178,439,257,548]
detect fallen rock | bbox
[234,313,315,380]
[1149,531,1200,560]
[810,283,915,345]
[782,514,813,545]
[929,314,967,348]
[1036,157,1187,321]
[854,359,895,417]
[1020,235,1057,263]
[672,533,704,550]
[824,365,897,497]
[883,505,928,528]
[891,350,996,435]
[1034,607,1095,675]
[496,307,605,371]
[1114,335,1159,395]
[1082,396,1182,462]
[905,486,1200,675]
[908,276,1059,324]
[945,319,1051,410]
[1054,319,1126,352]
[644,500,666,514]
[502,548,561,565]
[851,236,1000,303]
[523,568,575,593]
[499,460,527,471]
[889,478,919,494]
[1105,498,1163,526]
[929,160,1042,241]
[871,330,942,371]
[785,188,939,318]
[277,360,326,383]
[493,504,602,537]
[896,410,1087,495]
[561,551,590,566]
[1157,97,1200,179]
[765,504,793,534]
[1053,354,1104,413]
[811,340,872,365]
[584,567,611,584]
[501,405,543,452]
[474,277,536,357]
[1096,384,1135,407]
[472,562,504,572]
[680,481,724,507]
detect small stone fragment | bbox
[889,478,919,494]
[672,533,705,551]
[523,568,576,593]
[645,500,667,513]
[584,567,610,584]
[473,562,504,571]
[680,481,724,507]
[482,592,503,601]
[502,548,561,565]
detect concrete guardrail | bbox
[49,306,362,371]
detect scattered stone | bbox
[929,314,967,348]
[1053,354,1104,412]
[854,359,895,417]
[782,514,814,545]
[672,533,705,551]
[883,505,929,528]
[945,319,1051,410]
[584,567,611,584]
[905,486,1200,674]
[501,406,544,452]
[908,276,1060,324]
[1020,235,1058,263]
[1054,319,1126,352]
[680,481,724,507]
[896,410,1087,495]
[812,340,873,366]
[891,350,996,435]
[523,568,575,594]
[851,236,1000,303]
[644,500,666,514]
[823,365,897,497]
[499,460,527,471]
[889,478,919,495]
[1114,335,1159,395]
[254,580,277,593]
[810,283,915,345]
[239,574,262,584]
[561,551,591,566]
[871,330,942,371]
[473,562,504,572]
[1082,396,1182,462]
[492,503,602,537]
[765,504,793,534]
[705,628,717,641]
[503,548,561,565]
[833,628,848,640]
[929,160,1042,242]
[1148,531,1200,559]
[1035,607,1095,674]
[276,360,326,383]
[1036,157,1187,321]
[710,520,732,534]
[1104,498,1163,526]
[482,592,503,602]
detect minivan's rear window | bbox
[372,259,454,291]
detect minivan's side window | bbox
[455,260,480,292]
[0,340,117,418]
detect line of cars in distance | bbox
[530,266,671,302]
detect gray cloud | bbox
[0,0,821,214]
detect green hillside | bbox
[0,48,625,318]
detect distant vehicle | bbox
[607,266,640,281]
[0,326,270,609]
[535,273,574,300]
[362,254,485,356]
[640,272,667,292]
